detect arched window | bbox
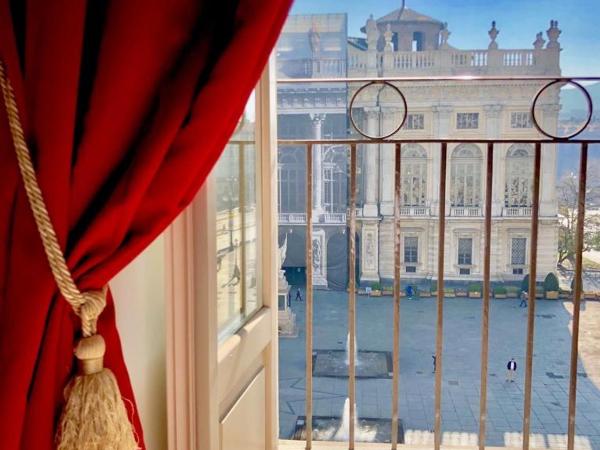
[401,144,427,206]
[451,144,483,207]
[278,148,305,212]
[323,146,348,213]
[505,144,533,207]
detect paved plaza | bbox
[279,290,600,449]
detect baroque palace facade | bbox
[277,8,561,289]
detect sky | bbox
[290,0,600,76]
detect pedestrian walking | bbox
[406,285,414,300]
[432,355,437,373]
[519,290,528,308]
[295,287,303,302]
[506,357,517,382]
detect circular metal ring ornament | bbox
[349,81,408,140]
[531,79,593,140]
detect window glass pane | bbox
[511,237,527,265]
[404,236,418,263]
[458,237,473,265]
[215,91,260,338]
[510,111,532,128]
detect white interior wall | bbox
[111,235,167,449]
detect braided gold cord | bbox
[0,61,105,337]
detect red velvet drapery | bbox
[0,0,291,448]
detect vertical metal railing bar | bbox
[348,143,358,450]
[434,142,447,450]
[522,141,542,450]
[305,144,314,450]
[567,143,588,450]
[478,142,494,450]
[391,143,402,449]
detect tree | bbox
[521,274,530,292]
[543,272,559,292]
[557,160,600,267]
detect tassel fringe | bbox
[57,335,139,450]
[58,368,139,450]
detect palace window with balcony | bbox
[278,148,305,213]
[401,144,428,207]
[505,144,533,208]
[323,147,348,213]
[450,144,482,208]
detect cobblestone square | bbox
[279,290,600,449]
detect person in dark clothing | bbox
[519,290,528,308]
[295,287,303,302]
[406,285,414,300]
[506,357,517,382]
[432,355,437,373]
[222,263,241,288]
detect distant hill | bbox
[559,81,600,120]
[555,82,600,178]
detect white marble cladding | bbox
[375,218,558,282]
[348,46,560,78]
[276,12,562,284]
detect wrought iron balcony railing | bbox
[276,75,600,450]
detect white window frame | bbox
[404,235,419,264]
[165,58,278,450]
[457,236,473,266]
[507,231,530,276]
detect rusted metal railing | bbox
[277,75,600,450]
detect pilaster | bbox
[363,107,380,217]
[311,229,327,287]
[360,221,380,283]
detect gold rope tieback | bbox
[0,62,138,449]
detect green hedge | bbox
[506,285,521,295]
[494,286,507,295]
[468,283,482,292]
[544,272,559,292]
[521,274,530,292]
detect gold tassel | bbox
[57,335,139,450]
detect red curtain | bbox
[0,0,291,448]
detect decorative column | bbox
[483,104,503,216]
[431,105,453,214]
[539,104,560,216]
[312,229,327,287]
[380,107,398,216]
[363,107,380,217]
[365,14,379,77]
[360,223,380,283]
[310,113,326,214]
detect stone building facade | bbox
[277,9,561,289]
